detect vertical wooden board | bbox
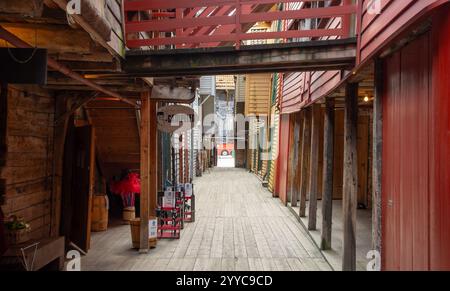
[276,114,291,204]
[286,115,295,203]
[430,7,450,271]
[149,99,158,217]
[382,51,401,271]
[400,32,430,270]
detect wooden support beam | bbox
[124,39,357,77]
[342,82,359,271]
[299,107,312,218]
[308,104,321,230]
[149,99,158,218]
[372,59,383,254]
[321,98,335,250]
[0,23,94,54]
[290,112,302,207]
[139,92,150,253]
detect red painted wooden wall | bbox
[358,0,448,64]
[382,5,450,270]
[275,114,291,204]
[429,6,450,271]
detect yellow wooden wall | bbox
[244,74,272,116]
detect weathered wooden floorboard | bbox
[82,168,330,271]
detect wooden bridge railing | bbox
[124,0,357,50]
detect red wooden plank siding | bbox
[382,6,450,270]
[382,32,430,271]
[429,6,450,270]
[276,114,291,204]
[358,0,448,64]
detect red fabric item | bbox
[110,173,141,195]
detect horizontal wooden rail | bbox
[124,0,357,49]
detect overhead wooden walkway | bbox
[124,39,357,77]
[81,168,331,271]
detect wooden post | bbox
[372,59,383,254]
[321,98,335,250]
[308,104,321,230]
[149,99,158,218]
[139,93,150,253]
[299,107,312,217]
[290,112,302,207]
[287,116,295,203]
[342,82,359,271]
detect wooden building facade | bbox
[275,0,450,271]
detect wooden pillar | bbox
[299,107,312,217]
[308,104,321,230]
[139,92,157,253]
[321,98,335,250]
[342,82,359,271]
[372,59,383,254]
[149,100,158,217]
[290,112,302,207]
[286,116,295,203]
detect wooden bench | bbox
[0,236,65,271]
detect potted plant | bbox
[4,216,30,245]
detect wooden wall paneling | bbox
[430,6,450,271]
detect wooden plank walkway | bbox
[82,168,331,271]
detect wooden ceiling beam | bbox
[0,22,94,54]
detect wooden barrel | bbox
[130,218,158,249]
[91,195,109,232]
[123,207,136,223]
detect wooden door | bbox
[70,125,95,252]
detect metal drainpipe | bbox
[0,25,138,107]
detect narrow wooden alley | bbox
[82,168,331,271]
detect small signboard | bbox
[162,190,176,208]
[0,48,47,85]
[149,218,158,239]
[185,183,193,197]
